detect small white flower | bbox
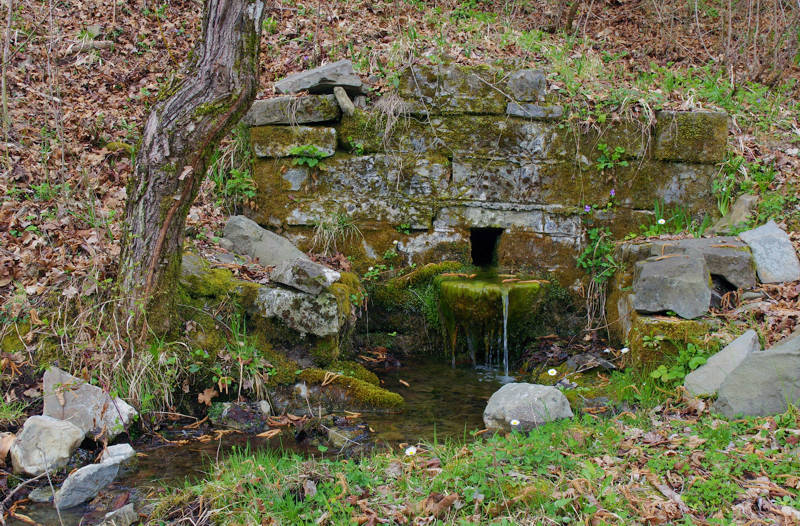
[603,348,611,353]
[510,419,520,426]
[368,266,374,271]
[657,218,666,225]
[393,240,398,245]
[404,446,417,456]
[547,368,557,376]
[620,347,630,354]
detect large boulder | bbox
[739,221,800,283]
[43,367,137,440]
[10,416,84,475]
[274,59,365,96]
[647,237,756,290]
[483,383,573,432]
[684,329,760,396]
[714,330,800,417]
[243,95,341,125]
[250,286,345,338]
[271,257,340,295]
[632,254,712,319]
[54,461,120,510]
[222,215,308,268]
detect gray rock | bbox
[243,95,340,125]
[43,367,137,440]
[100,503,138,526]
[10,416,85,475]
[684,329,760,396]
[483,383,573,432]
[506,102,563,120]
[271,257,340,295]
[55,461,119,510]
[714,330,800,417]
[28,486,56,503]
[250,286,344,337]
[100,443,136,465]
[632,255,712,319]
[222,215,308,268]
[739,221,800,283]
[648,237,756,290]
[707,194,759,235]
[333,86,355,117]
[274,59,364,96]
[250,125,336,158]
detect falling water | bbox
[501,288,509,377]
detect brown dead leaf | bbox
[198,387,218,406]
[256,429,282,439]
[398,379,410,388]
[0,433,15,465]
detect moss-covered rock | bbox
[625,315,720,370]
[299,368,404,408]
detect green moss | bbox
[299,368,404,408]
[250,125,336,159]
[626,315,720,370]
[0,322,29,353]
[327,360,380,386]
[336,108,387,153]
[653,111,728,163]
[310,335,340,367]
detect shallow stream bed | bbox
[8,358,509,525]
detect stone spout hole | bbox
[470,228,503,267]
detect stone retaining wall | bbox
[245,64,728,284]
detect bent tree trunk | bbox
[118,0,265,336]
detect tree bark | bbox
[118,0,265,336]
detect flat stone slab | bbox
[222,215,308,268]
[506,102,563,120]
[271,257,340,295]
[250,125,336,158]
[10,416,84,475]
[653,110,728,163]
[632,254,711,319]
[274,59,365,96]
[715,330,800,417]
[684,329,760,396]
[243,95,340,125]
[484,383,573,432]
[43,367,137,440]
[739,220,800,283]
[55,461,119,510]
[648,237,756,289]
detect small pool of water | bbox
[365,358,510,445]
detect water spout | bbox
[501,288,509,377]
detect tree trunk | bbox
[118,0,265,337]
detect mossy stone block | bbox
[244,95,341,126]
[250,125,337,158]
[398,64,507,115]
[653,110,728,163]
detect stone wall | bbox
[245,64,728,285]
